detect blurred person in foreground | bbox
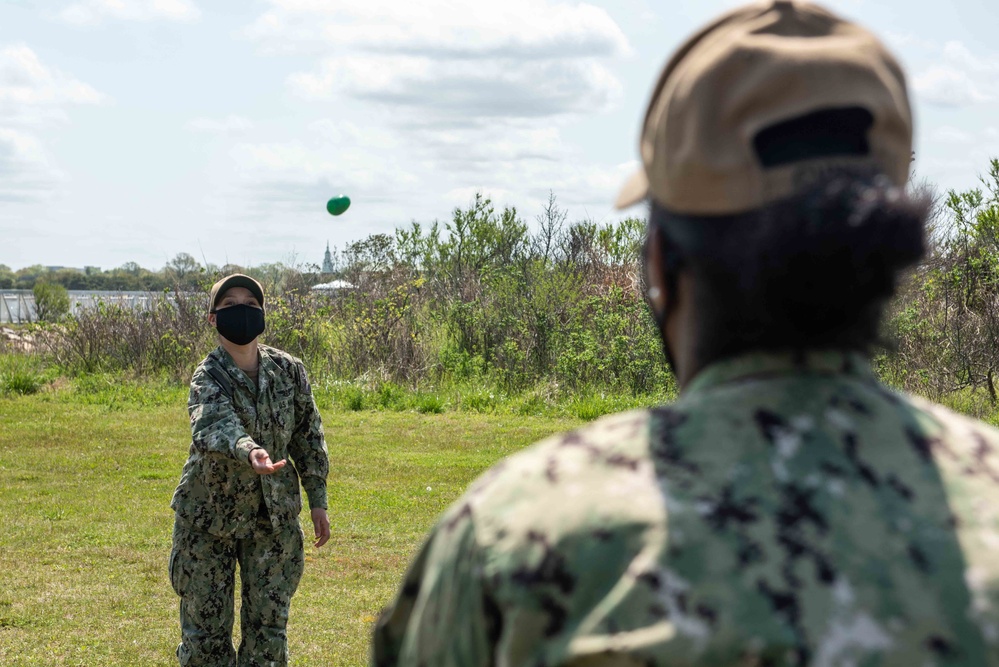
[370,1,999,664]
[169,274,330,666]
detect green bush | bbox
[515,393,548,416]
[461,388,498,413]
[1,370,42,395]
[415,393,445,414]
[0,354,50,396]
[375,382,407,410]
[33,281,70,323]
[341,386,366,412]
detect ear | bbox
[208,312,217,327]
[643,224,669,316]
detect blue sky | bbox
[2,0,998,271]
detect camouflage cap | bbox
[615,0,913,215]
[208,274,265,313]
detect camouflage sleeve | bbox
[370,502,496,667]
[287,360,329,510]
[188,366,258,464]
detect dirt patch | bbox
[0,327,37,353]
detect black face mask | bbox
[212,304,265,346]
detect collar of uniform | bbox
[212,345,264,393]
[683,349,875,396]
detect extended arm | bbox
[188,365,260,464]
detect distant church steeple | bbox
[322,242,335,274]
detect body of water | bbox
[0,290,176,324]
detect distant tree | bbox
[533,191,567,264]
[120,261,142,276]
[165,253,202,289]
[889,157,999,401]
[53,268,87,290]
[33,280,70,322]
[0,264,14,289]
[15,265,48,290]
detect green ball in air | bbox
[326,195,351,216]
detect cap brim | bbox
[614,169,649,210]
[213,275,265,309]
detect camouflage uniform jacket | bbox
[171,344,329,539]
[372,350,999,666]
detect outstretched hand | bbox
[311,508,331,548]
[249,448,287,475]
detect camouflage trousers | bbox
[169,513,305,667]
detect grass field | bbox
[0,387,584,666]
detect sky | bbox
[1,0,998,272]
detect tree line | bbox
[0,253,319,293]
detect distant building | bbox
[311,280,355,293]
[322,242,335,274]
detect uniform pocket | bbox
[168,539,187,596]
[270,392,296,445]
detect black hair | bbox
[647,167,929,369]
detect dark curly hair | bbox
[647,167,929,369]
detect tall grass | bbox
[0,354,54,396]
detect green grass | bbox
[0,352,674,420]
[5,352,999,664]
[312,378,672,421]
[0,390,583,666]
[0,353,55,396]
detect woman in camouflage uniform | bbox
[169,273,330,667]
[372,3,999,665]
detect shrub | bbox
[415,393,445,414]
[0,354,51,396]
[1,369,42,395]
[33,281,70,323]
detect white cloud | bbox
[411,123,564,168]
[884,32,937,52]
[289,55,621,117]
[0,44,104,119]
[233,141,337,178]
[58,0,200,25]
[931,126,974,144]
[307,118,397,149]
[893,38,998,108]
[186,115,254,133]
[0,45,102,202]
[942,41,999,74]
[244,0,629,59]
[0,128,64,202]
[232,1,633,228]
[914,66,992,107]
[246,0,628,121]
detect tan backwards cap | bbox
[616,0,913,215]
